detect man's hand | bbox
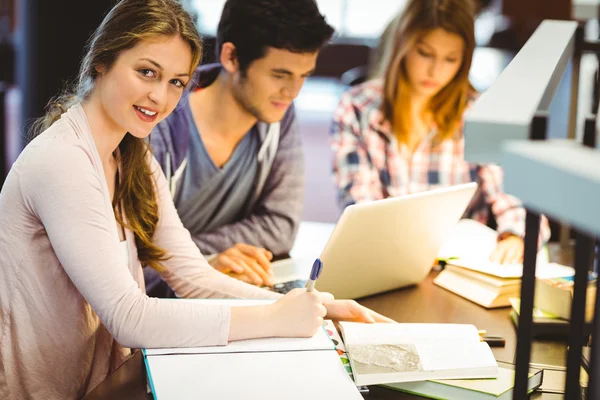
[209,243,274,286]
[489,234,524,265]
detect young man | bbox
[145,0,335,295]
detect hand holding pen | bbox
[266,258,327,337]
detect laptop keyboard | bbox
[270,279,307,294]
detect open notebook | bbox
[339,322,498,386]
[143,299,363,400]
[438,219,573,279]
[435,219,574,308]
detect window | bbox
[341,0,405,38]
[186,0,406,39]
[185,0,500,46]
[187,0,225,36]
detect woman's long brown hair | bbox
[29,0,202,271]
[381,0,476,144]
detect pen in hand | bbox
[306,258,323,292]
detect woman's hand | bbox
[266,288,328,337]
[323,299,396,323]
[209,243,274,286]
[230,290,395,342]
[489,234,524,264]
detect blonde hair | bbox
[381,0,476,144]
[30,0,202,271]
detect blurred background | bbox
[0,0,596,229]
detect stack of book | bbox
[434,264,521,308]
[508,298,574,338]
[534,274,597,322]
[434,219,574,309]
[510,280,595,339]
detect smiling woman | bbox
[0,0,394,398]
[29,0,202,272]
[0,0,208,397]
[89,36,192,138]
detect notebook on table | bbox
[383,361,543,399]
[143,299,363,399]
[338,322,498,386]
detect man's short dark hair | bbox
[216,0,335,73]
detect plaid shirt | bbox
[330,79,550,242]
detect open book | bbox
[339,322,498,386]
[435,219,574,308]
[438,219,573,279]
[144,299,363,399]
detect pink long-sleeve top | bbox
[0,104,280,399]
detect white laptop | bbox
[271,182,478,299]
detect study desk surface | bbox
[85,244,573,400]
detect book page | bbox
[438,219,572,280]
[345,341,497,385]
[445,265,521,287]
[347,344,424,376]
[416,341,496,372]
[438,219,497,260]
[452,260,573,279]
[339,322,480,346]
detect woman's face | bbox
[93,34,193,138]
[404,28,465,99]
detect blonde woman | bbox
[0,0,390,397]
[331,0,550,265]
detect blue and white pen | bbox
[306,258,323,292]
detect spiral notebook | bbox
[143,299,363,399]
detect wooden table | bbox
[85,254,574,399]
[85,273,570,398]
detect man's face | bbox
[231,47,318,123]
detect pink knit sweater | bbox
[0,104,279,399]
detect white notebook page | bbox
[146,348,363,399]
[340,322,480,346]
[417,341,497,371]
